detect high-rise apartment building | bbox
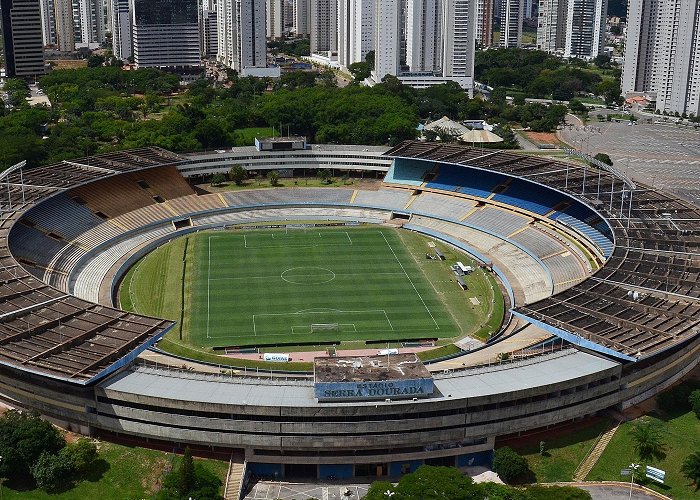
[475,0,493,47]
[536,0,605,59]
[499,0,522,47]
[648,0,700,115]
[293,0,310,35]
[536,0,567,54]
[405,0,441,72]
[39,0,56,46]
[217,0,267,71]
[76,0,105,47]
[131,0,201,69]
[267,0,285,38]
[563,0,607,58]
[110,0,131,60]
[338,0,375,68]
[54,0,75,51]
[372,0,475,89]
[372,0,401,80]
[621,0,657,95]
[202,8,218,56]
[1,0,46,77]
[441,0,474,85]
[310,0,337,53]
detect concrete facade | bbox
[131,0,201,69]
[499,0,523,48]
[563,0,607,59]
[0,0,46,77]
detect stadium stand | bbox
[69,166,193,219]
[352,188,412,209]
[510,227,566,259]
[165,193,226,215]
[492,178,565,215]
[462,207,531,237]
[408,192,477,219]
[387,141,700,360]
[0,148,181,383]
[22,194,107,241]
[383,158,433,186]
[222,188,355,207]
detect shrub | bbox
[61,439,98,474]
[657,381,700,416]
[493,446,529,483]
[690,389,700,419]
[31,451,73,490]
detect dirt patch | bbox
[523,131,563,146]
[49,59,89,70]
[143,456,171,495]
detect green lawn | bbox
[512,418,613,482]
[588,412,700,499]
[123,226,502,350]
[2,441,228,499]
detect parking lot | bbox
[243,480,370,500]
[560,119,700,206]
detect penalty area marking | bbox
[252,309,394,337]
[240,231,353,249]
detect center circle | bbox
[281,267,336,284]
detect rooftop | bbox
[314,354,433,383]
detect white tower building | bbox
[372,0,401,81]
[621,0,658,95]
[536,0,567,54]
[405,0,441,72]
[499,0,522,47]
[111,0,132,60]
[310,0,337,53]
[217,0,267,71]
[293,0,310,35]
[338,0,375,68]
[563,0,607,59]
[651,0,700,116]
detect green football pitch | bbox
[122,225,502,348]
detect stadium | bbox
[0,140,699,495]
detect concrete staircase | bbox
[223,454,246,500]
[572,421,622,481]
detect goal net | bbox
[310,323,340,333]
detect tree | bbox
[61,439,97,474]
[31,451,73,490]
[156,455,222,500]
[317,168,332,184]
[210,173,226,186]
[593,153,613,166]
[493,446,529,484]
[180,447,195,494]
[690,389,700,418]
[267,170,280,186]
[385,465,483,500]
[569,99,588,115]
[0,410,65,485]
[229,164,247,186]
[681,451,700,489]
[631,420,666,462]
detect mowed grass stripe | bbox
[189,227,456,346]
[123,225,503,352]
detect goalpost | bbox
[310,323,340,333]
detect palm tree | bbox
[630,420,666,462]
[681,452,700,489]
